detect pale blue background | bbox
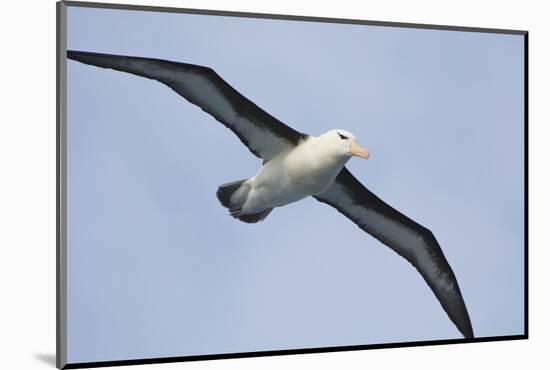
[66,6,525,363]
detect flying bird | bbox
[67,50,474,338]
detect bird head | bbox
[323,129,370,160]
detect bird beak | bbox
[349,140,370,159]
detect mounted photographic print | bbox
[56,1,528,368]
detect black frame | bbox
[56,1,529,368]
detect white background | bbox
[0,0,546,369]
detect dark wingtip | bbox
[449,301,474,339]
[66,49,95,61]
[66,50,113,65]
[460,320,474,339]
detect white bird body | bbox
[238,134,353,214]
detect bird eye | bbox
[338,133,348,140]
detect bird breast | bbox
[284,147,345,195]
[251,139,349,208]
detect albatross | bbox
[67,50,474,339]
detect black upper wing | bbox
[67,50,306,161]
[315,167,474,338]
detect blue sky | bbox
[66,5,524,363]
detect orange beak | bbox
[349,140,370,159]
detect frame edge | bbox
[62,0,527,35]
[56,1,68,369]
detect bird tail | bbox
[216,179,273,224]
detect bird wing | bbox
[314,167,474,338]
[67,50,306,161]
